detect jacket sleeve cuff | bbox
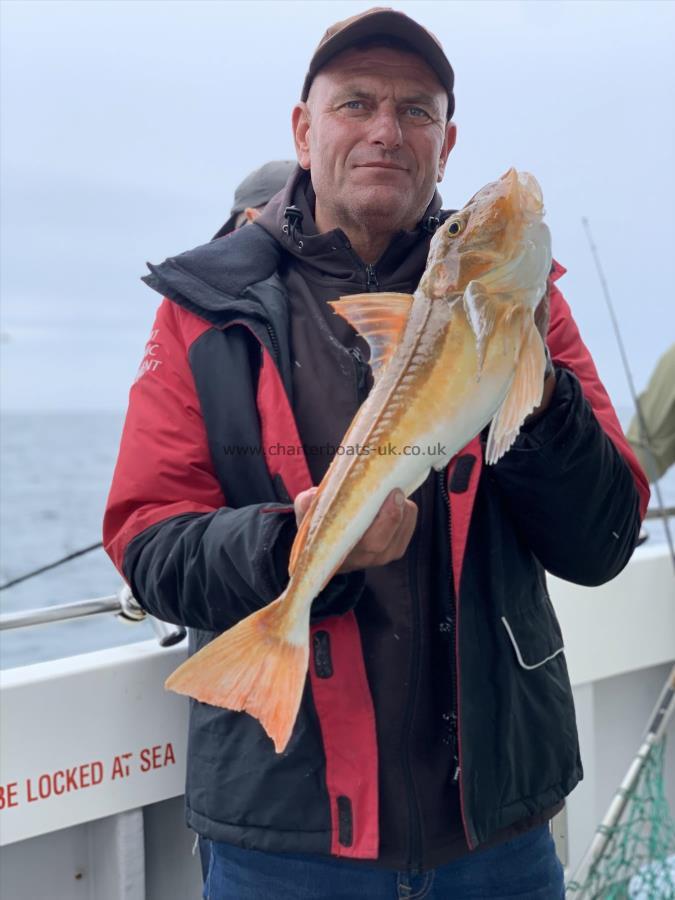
[507,367,577,451]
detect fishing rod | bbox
[581,217,675,573]
[0,540,103,591]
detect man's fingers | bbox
[294,487,318,525]
[298,487,418,573]
[358,489,406,555]
[534,284,551,341]
[383,499,418,562]
[339,491,418,572]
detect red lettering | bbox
[140,748,151,772]
[0,782,19,809]
[53,771,66,796]
[38,774,51,799]
[140,743,176,771]
[26,778,38,803]
[21,758,107,803]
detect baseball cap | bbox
[213,160,296,239]
[301,7,455,120]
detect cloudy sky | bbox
[1,0,673,412]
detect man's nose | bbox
[367,106,403,150]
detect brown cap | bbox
[301,7,455,119]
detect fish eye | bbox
[447,221,462,236]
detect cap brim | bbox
[212,212,240,241]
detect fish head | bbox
[421,168,552,309]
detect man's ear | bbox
[292,103,311,170]
[437,122,457,182]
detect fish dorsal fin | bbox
[463,280,498,375]
[485,309,546,464]
[328,292,414,382]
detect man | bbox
[626,343,675,482]
[104,8,649,898]
[212,159,296,238]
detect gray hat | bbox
[213,160,296,239]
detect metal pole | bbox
[0,585,186,646]
[581,218,675,573]
[0,595,122,630]
[645,506,674,521]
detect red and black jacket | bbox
[103,221,648,861]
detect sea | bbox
[1,409,673,670]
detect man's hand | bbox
[534,282,551,343]
[294,487,418,573]
[527,284,556,419]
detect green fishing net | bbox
[566,738,675,899]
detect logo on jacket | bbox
[134,329,162,382]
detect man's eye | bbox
[343,100,365,110]
[406,106,431,119]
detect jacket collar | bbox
[142,165,449,320]
[257,165,446,289]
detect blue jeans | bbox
[202,824,565,899]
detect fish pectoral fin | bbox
[328,292,414,382]
[463,280,497,375]
[485,311,546,464]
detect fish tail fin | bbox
[165,592,309,753]
[486,311,546,464]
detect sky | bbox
[1,0,674,413]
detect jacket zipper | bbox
[222,318,281,370]
[365,256,424,868]
[402,492,424,874]
[437,471,460,783]
[264,323,280,364]
[349,347,369,404]
[347,262,379,402]
[440,468,476,849]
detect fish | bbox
[165,167,553,753]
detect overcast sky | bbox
[1,0,673,413]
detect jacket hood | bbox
[256,165,447,290]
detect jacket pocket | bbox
[501,604,565,671]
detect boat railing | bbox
[0,584,186,647]
[645,505,674,520]
[0,507,671,647]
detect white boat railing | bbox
[0,585,186,647]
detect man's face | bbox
[293,46,456,235]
